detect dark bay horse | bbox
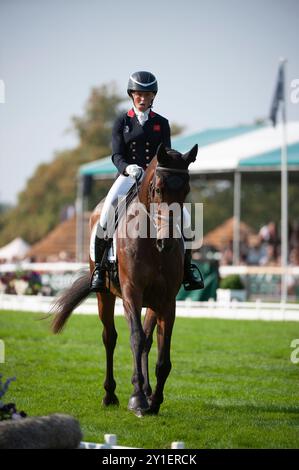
[51,143,198,416]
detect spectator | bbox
[290,221,299,250]
[259,243,277,266]
[247,235,262,265]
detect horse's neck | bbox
[138,164,156,210]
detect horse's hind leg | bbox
[141,308,157,399]
[97,292,119,406]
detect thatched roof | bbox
[26,214,90,262]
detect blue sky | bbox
[0,0,299,204]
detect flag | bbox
[269,62,285,127]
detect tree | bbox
[0,84,125,245]
[0,83,187,246]
[170,122,186,137]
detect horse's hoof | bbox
[102,394,119,407]
[128,393,150,414]
[145,396,160,415]
[148,405,160,415]
[134,409,146,418]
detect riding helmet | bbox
[127,71,158,96]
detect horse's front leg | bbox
[142,308,157,400]
[122,286,149,416]
[97,292,119,407]
[148,303,175,414]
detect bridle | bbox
[138,163,190,233]
[156,166,190,174]
[149,165,189,201]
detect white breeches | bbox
[97,174,191,233]
[99,175,135,228]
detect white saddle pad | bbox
[90,222,186,263]
[89,223,117,263]
[107,236,117,262]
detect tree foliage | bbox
[0,84,125,245]
[0,83,188,246]
[3,81,293,249]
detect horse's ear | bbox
[183,144,198,165]
[156,143,168,163]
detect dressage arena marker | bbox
[79,434,185,449]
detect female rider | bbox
[90,71,203,292]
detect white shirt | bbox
[133,106,150,126]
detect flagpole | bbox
[280,58,288,305]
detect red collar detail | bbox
[127,109,156,118]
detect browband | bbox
[156,166,189,174]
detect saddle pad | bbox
[89,223,117,263]
[107,235,117,262]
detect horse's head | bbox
[143,143,198,253]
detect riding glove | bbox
[125,164,143,179]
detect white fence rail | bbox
[1,261,299,276]
[1,293,299,321]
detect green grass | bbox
[0,310,299,448]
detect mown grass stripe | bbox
[0,310,298,448]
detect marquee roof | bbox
[79,121,299,178]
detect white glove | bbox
[126,164,143,179]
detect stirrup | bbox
[183,264,205,291]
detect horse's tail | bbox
[51,271,91,334]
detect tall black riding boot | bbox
[183,249,205,291]
[90,236,110,293]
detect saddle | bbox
[104,182,140,290]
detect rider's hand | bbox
[125,164,143,179]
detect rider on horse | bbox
[90,71,203,293]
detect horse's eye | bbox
[155,187,161,195]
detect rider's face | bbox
[132,91,155,112]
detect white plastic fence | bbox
[79,434,184,449]
[1,261,299,276]
[1,293,299,321]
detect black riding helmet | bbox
[127,71,158,97]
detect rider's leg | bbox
[99,175,135,229]
[90,175,137,292]
[90,235,111,292]
[182,207,204,291]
